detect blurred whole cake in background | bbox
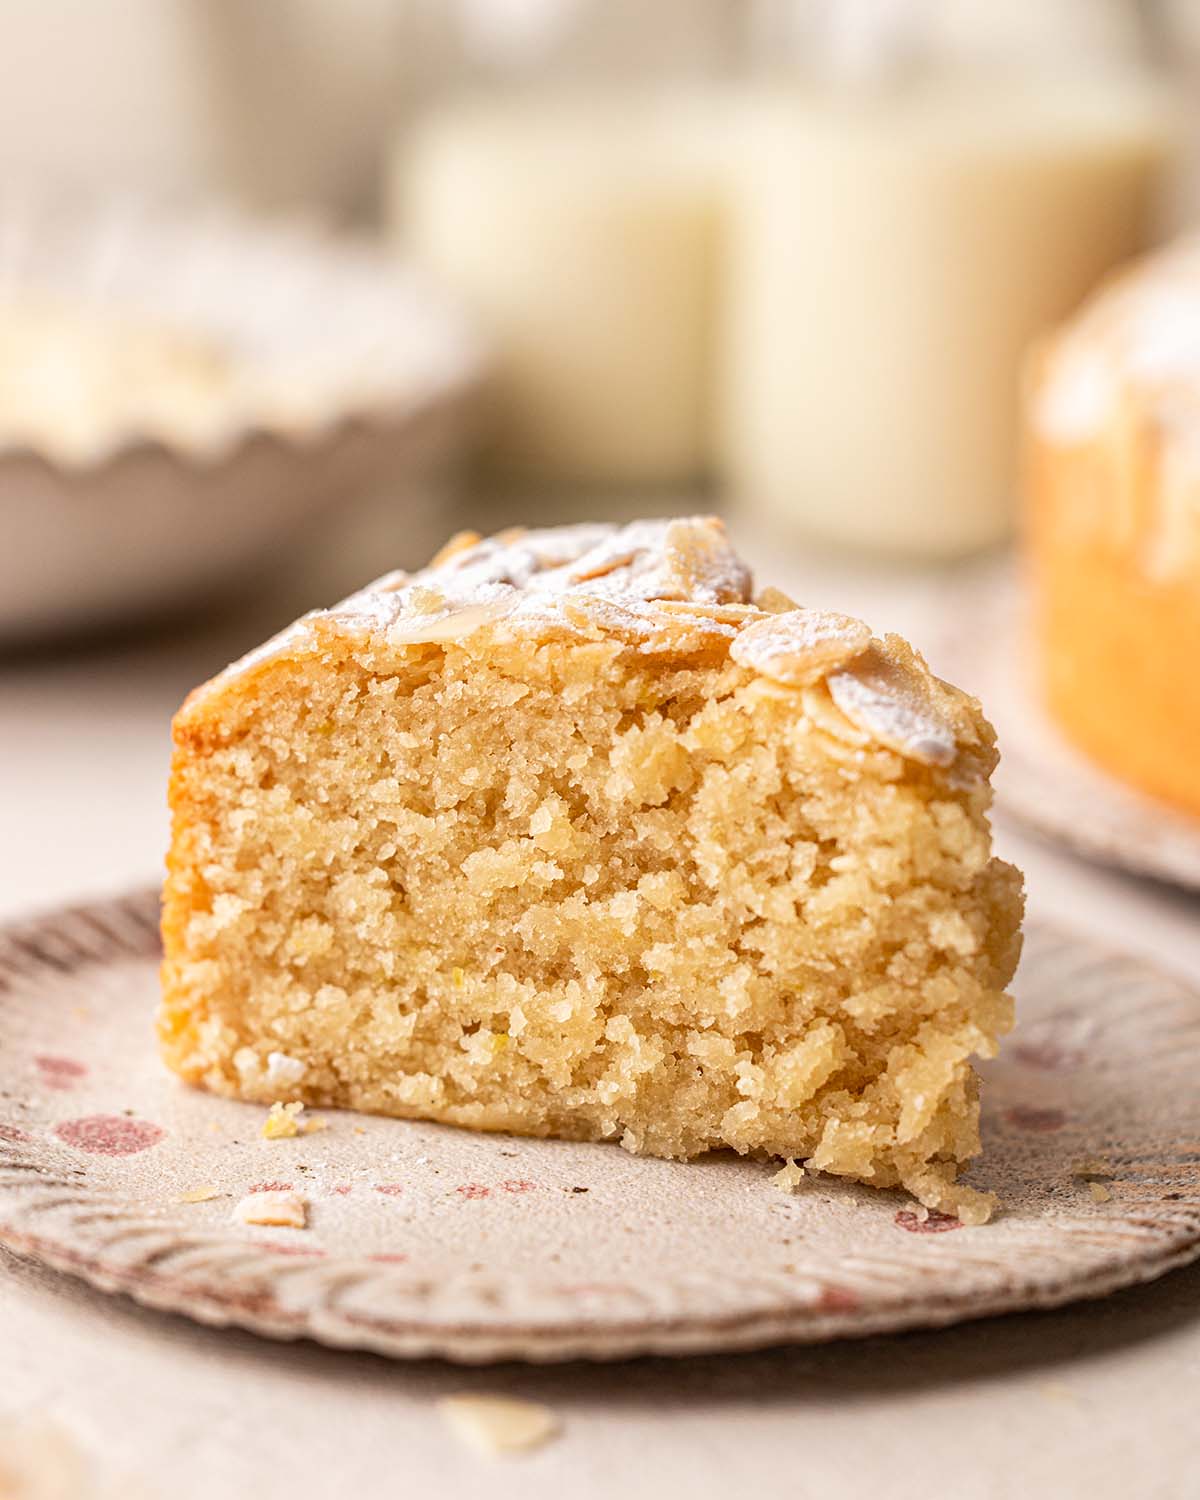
[1026,238,1200,819]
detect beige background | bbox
[3,536,1200,1498]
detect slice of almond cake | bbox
[160,517,1023,1222]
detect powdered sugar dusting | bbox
[200,518,968,768]
[731,608,871,687]
[828,641,959,767]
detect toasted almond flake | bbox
[233,1190,308,1228]
[437,1396,560,1457]
[771,1159,806,1193]
[653,598,760,623]
[754,585,799,614]
[387,594,516,646]
[428,529,483,569]
[827,636,959,767]
[262,1100,305,1140]
[1088,1181,1113,1204]
[177,1185,221,1204]
[731,608,872,688]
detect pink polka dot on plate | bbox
[815,1283,859,1312]
[35,1056,88,1090]
[369,1252,410,1264]
[895,1209,963,1234]
[54,1115,165,1156]
[500,1179,536,1194]
[373,1184,404,1197]
[456,1183,490,1199]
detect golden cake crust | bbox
[1027,241,1200,816]
[162,518,1023,1223]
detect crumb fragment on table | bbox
[771,1159,806,1193]
[1071,1157,1115,1180]
[437,1395,560,1457]
[176,1184,221,1204]
[263,1101,305,1139]
[0,1419,93,1498]
[261,1101,327,1140]
[233,1190,308,1228]
[1088,1181,1113,1204]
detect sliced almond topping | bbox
[428,529,484,568]
[388,596,515,646]
[233,1190,308,1228]
[754,585,800,615]
[653,599,760,623]
[437,1395,560,1457]
[730,609,872,688]
[827,636,960,767]
[658,516,753,603]
[561,595,735,654]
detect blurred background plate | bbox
[0,195,484,643]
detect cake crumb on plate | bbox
[262,1101,305,1139]
[177,1185,221,1204]
[437,1395,560,1457]
[233,1190,308,1228]
[771,1159,806,1192]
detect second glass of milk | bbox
[720,0,1178,558]
[391,0,741,496]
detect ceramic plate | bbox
[944,572,1200,891]
[2,891,1199,1364]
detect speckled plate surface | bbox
[2,891,1199,1364]
[945,572,1200,892]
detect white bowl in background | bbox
[0,195,485,641]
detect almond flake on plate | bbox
[233,1190,308,1228]
[437,1395,560,1457]
[176,1185,221,1204]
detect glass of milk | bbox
[389,0,742,495]
[720,0,1180,558]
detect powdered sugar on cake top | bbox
[209,517,973,770]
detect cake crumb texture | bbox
[160,518,1023,1221]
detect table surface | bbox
[3,534,1199,1500]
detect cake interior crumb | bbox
[161,591,1023,1222]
